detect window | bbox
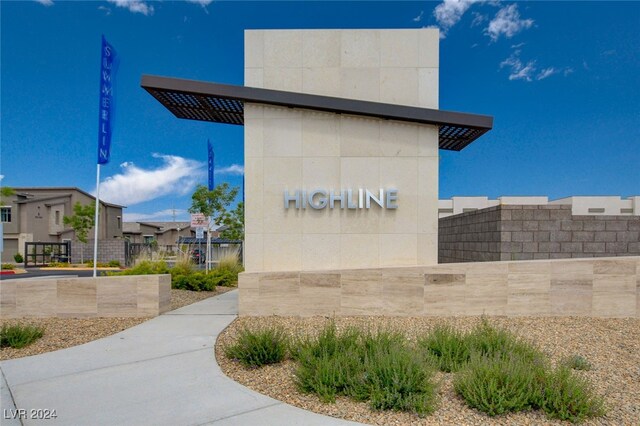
[588,208,605,213]
[620,208,633,214]
[143,235,154,244]
[117,216,121,229]
[55,210,60,225]
[439,208,454,214]
[1,207,11,223]
[462,208,477,213]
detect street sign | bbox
[191,213,207,227]
[195,227,204,239]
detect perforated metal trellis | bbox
[142,75,493,151]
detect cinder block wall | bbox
[439,205,640,263]
[70,240,126,264]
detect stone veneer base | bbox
[238,256,640,318]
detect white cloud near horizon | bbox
[35,0,54,6]
[123,209,189,222]
[433,0,480,38]
[186,0,214,5]
[107,0,154,16]
[215,164,244,176]
[99,154,204,206]
[486,4,533,41]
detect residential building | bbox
[122,221,219,246]
[438,196,639,218]
[1,187,124,262]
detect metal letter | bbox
[309,190,328,209]
[385,189,399,209]
[329,190,342,209]
[283,190,300,209]
[366,189,384,208]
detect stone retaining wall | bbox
[0,275,171,318]
[439,205,640,263]
[238,256,640,318]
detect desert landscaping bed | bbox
[216,316,640,425]
[0,287,233,361]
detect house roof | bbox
[141,75,493,151]
[11,187,126,209]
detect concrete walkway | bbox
[1,291,362,426]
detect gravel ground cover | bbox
[0,287,233,361]
[217,316,640,426]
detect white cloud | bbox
[563,67,574,76]
[35,0,54,6]
[0,175,4,181]
[186,0,214,5]
[500,50,536,82]
[215,164,244,176]
[99,154,204,206]
[485,4,533,41]
[123,209,189,222]
[98,5,112,15]
[106,0,154,16]
[413,10,424,22]
[471,11,487,27]
[536,67,556,80]
[433,0,480,37]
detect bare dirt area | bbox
[216,316,640,426]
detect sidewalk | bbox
[0,291,363,426]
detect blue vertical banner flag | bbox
[207,139,215,191]
[97,35,118,165]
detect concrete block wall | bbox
[238,257,640,318]
[70,240,126,264]
[439,205,640,263]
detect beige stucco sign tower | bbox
[243,29,441,272]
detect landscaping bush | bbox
[418,325,470,372]
[13,253,24,263]
[366,347,438,415]
[108,260,121,267]
[536,366,605,422]
[562,355,592,371]
[108,260,170,276]
[1,263,14,270]
[0,324,44,349]
[225,327,288,368]
[454,353,544,416]
[294,324,438,414]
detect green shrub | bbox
[14,253,24,263]
[1,263,14,270]
[294,324,438,414]
[418,325,470,372]
[225,327,288,368]
[108,260,170,276]
[0,324,44,349]
[562,355,592,371]
[108,260,121,267]
[454,354,544,416]
[366,347,438,415]
[536,366,605,422]
[466,319,543,364]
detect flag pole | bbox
[92,164,100,277]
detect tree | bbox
[188,183,239,227]
[220,202,244,241]
[0,186,15,203]
[63,202,95,264]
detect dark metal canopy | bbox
[141,75,493,151]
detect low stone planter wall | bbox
[0,275,171,318]
[238,257,640,318]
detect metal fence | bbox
[24,242,71,267]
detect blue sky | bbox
[1,0,638,222]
